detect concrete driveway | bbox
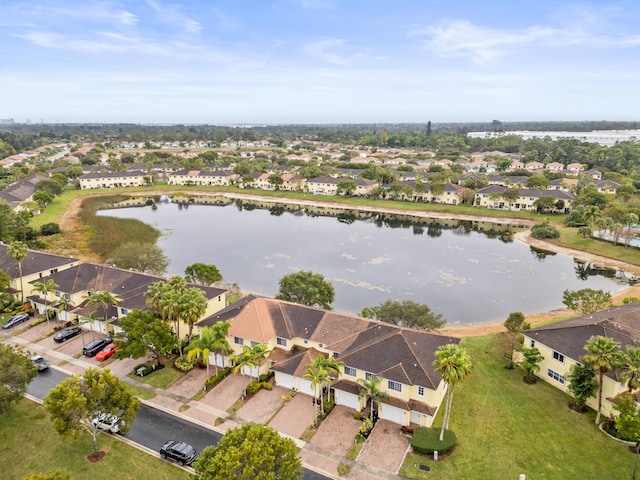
[166,366,208,400]
[356,419,410,474]
[310,405,362,456]
[200,372,246,412]
[268,391,316,439]
[236,384,288,425]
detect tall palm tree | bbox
[621,347,640,393]
[209,321,233,374]
[583,335,624,424]
[7,241,28,303]
[304,362,329,425]
[433,344,473,441]
[31,279,59,325]
[357,376,389,422]
[179,287,208,344]
[230,343,272,399]
[85,290,121,334]
[186,322,232,381]
[316,355,344,403]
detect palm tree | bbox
[583,205,602,232]
[316,355,344,403]
[7,241,28,303]
[230,343,272,399]
[31,279,59,325]
[583,336,624,424]
[209,321,233,374]
[186,322,232,381]
[304,362,329,425]
[85,290,121,335]
[179,287,208,344]
[621,346,640,393]
[433,344,473,441]
[357,376,389,422]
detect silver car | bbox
[92,413,124,434]
[30,355,50,371]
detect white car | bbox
[92,413,124,434]
[30,355,50,371]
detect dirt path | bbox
[58,191,640,337]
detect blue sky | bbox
[1,0,639,124]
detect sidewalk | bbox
[4,327,403,480]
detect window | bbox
[388,380,402,392]
[319,343,324,348]
[417,386,425,396]
[250,341,259,347]
[303,339,308,344]
[234,337,243,346]
[530,340,535,348]
[547,368,565,384]
[344,366,356,377]
[120,308,128,315]
[276,337,287,347]
[552,351,565,363]
[333,352,339,358]
[365,372,377,381]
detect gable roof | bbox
[0,243,78,278]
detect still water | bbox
[99,196,629,326]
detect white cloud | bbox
[304,38,368,66]
[144,0,202,33]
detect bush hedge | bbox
[204,367,231,388]
[531,223,560,239]
[174,355,195,372]
[410,427,457,455]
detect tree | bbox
[267,174,284,190]
[23,468,73,480]
[621,346,640,393]
[43,368,140,458]
[565,363,597,411]
[613,392,640,441]
[337,180,357,196]
[0,344,37,414]
[315,355,344,403]
[562,288,612,315]
[7,240,28,302]
[186,322,232,381]
[31,279,60,325]
[276,271,335,309]
[0,269,10,291]
[518,347,544,383]
[433,344,473,441]
[360,300,445,330]
[116,310,176,366]
[502,187,520,208]
[583,335,624,424]
[108,241,169,275]
[185,263,223,285]
[304,361,329,425]
[533,196,557,212]
[193,423,302,480]
[357,376,389,422]
[230,343,272,399]
[503,312,530,369]
[85,290,120,324]
[180,287,208,344]
[146,276,188,352]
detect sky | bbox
[1,0,639,124]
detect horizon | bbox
[2,1,640,124]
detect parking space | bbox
[236,384,288,425]
[13,318,49,341]
[166,367,208,400]
[268,391,316,439]
[356,419,410,474]
[199,373,245,412]
[310,405,362,456]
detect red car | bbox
[96,343,117,361]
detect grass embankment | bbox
[399,336,631,480]
[1,399,191,480]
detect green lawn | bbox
[127,358,185,389]
[399,336,632,480]
[0,399,191,480]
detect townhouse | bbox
[475,185,575,212]
[523,302,640,419]
[197,295,459,427]
[306,176,379,196]
[167,169,240,187]
[78,171,149,189]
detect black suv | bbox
[159,440,197,466]
[83,336,113,357]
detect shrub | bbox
[322,397,335,416]
[174,355,195,372]
[205,367,231,388]
[353,412,362,420]
[40,223,61,236]
[623,297,639,304]
[613,392,640,441]
[359,418,373,436]
[411,427,457,455]
[531,223,560,239]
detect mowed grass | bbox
[0,399,191,480]
[127,358,185,389]
[399,336,632,480]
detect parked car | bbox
[96,343,117,361]
[92,413,124,434]
[30,355,50,371]
[83,336,113,357]
[53,326,82,343]
[2,313,30,329]
[159,440,197,466]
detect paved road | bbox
[28,367,331,480]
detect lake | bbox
[99,195,629,326]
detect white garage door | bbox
[242,365,259,378]
[297,378,316,397]
[336,390,360,410]
[379,403,406,425]
[210,352,226,369]
[275,372,295,390]
[410,410,424,426]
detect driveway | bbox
[356,419,410,474]
[200,372,246,412]
[166,366,208,400]
[236,384,288,425]
[310,405,362,456]
[269,391,316,439]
